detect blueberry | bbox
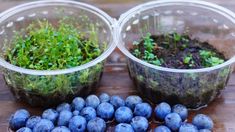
[154,125,171,132]
[16,127,32,132]
[87,117,106,132]
[165,113,182,131]
[134,103,152,119]
[33,119,54,132]
[85,95,100,109]
[110,95,125,109]
[130,116,149,132]
[125,95,143,110]
[199,129,211,132]
[97,102,114,120]
[9,109,30,131]
[99,93,110,103]
[42,109,58,124]
[179,123,198,132]
[115,123,134,132]
[154,102,171,120]
[115,106,133,123]
[68,116,86,132]
[72,97,85,111]
[192,114,213,130]
[80,107,96,121]
[52,126,71,132]
[172,104,188,121]
[56,103,71,112]
[26,116,41,129]
[73,110,80,116]
[57,110,73,126]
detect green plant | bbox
[199,50,224,67]
[183,54,195,67]
[143,33,155,52]
[6,19,101,70]
[4,18,105,97]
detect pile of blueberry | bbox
[9,93,214,132]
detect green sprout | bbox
[143,32,154,52]
[183,54,195,67]
[199,50,225,67]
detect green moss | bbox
[6,18,102,70]
[4,18,105,97]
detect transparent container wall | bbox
[121,4,235,59]
[120,2,235,108]
[0,2,113,107]
[128,59,231,108]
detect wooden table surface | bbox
[0,0,235,132]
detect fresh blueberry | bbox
[87,117,106,132]
[42,108,58,124]
[26,116,41,129]
[130,116,149,132]
[86,95,100,109]
[110,95,125,109]
[99,93,110,103]
[80,107,96,121]
[115,106,133,123]
[172,104,188,121]
[199,129,211,132]
[56,103,71,112]
[73,110,80,116]
[134,103,152,119]
[154,102,171,120]
[16,127,32,132]
[9,109,30,131]
[33,119,54,132]
[115,123,134,132]
[57,110,73,126]
[72,97,85,111]
[154,125,171,132]
[192,114,213,130]
[68,116,86,132]
[179,123,198,132]
[52,126,71,132]
[165,113,182,131]
[125,95,143,110]
[97,102,114,120]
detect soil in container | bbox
[131,32,226,69]
[129,32,228,108]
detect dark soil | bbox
[132,34,226,69]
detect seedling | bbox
[199,50,224,67]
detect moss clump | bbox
[6,19,101,70]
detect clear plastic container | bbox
[118,0,235,108]
[0,0,116,107]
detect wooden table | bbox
[0,0,235,132]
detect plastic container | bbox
[0,0,116,107]
[118,0,235,108]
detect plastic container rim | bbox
[0,0,117,75]
[117,0,235,73]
